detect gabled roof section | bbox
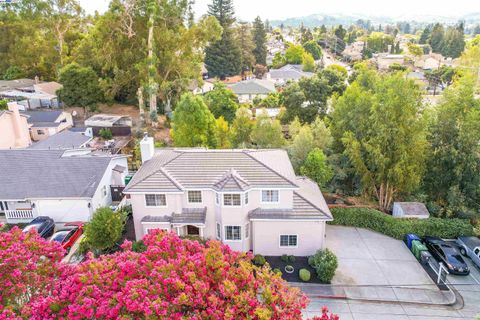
[29,130,92,150]
[22,110,62,124]
[213,169,250,191]
[229,79,276,95]
[0,149,117,199]
[124,149,298,193]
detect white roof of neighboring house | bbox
[29,130,92,150]
[85,114,132,127]
[269,64,314,81]
[255,108,281,118]
[229,79,276,95]
[0,79,37,92]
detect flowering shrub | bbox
[311,306,340,320]
[0,227,65,315]
[0,228,339,319]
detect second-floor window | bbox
[188,191,202,203]
[224,194,241,206]
[145,194,166,207]
[262,190,279,203]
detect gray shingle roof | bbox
[0,150,117,199]
[212,169,250,191]
[248,191,332,220]
[269,64,314,81]
[124,149,297,193]
[22,110,62,124]
[229,80,276,95]
[394,202,430,216]
[29,130,92,150]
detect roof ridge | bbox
[293,191,330,218]
[125,151,182,190]
[244,151,298,188]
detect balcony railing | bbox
[5,209,35,222]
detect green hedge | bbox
[329,207,474,240]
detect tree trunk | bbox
[147,13,156,117]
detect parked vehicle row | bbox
[22,216,83,254]
[423,236,470,275]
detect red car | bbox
[50,222,84,253]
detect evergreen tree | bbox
[441,24,465,58]
[205,0,241,77]
[252,16,267,65]
[428,23,445,53]
[57,63,103,108]
[235,22,255,73]
[419,25,431,44]
[204,82,239,123]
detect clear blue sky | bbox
[79,0,476,21]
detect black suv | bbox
[423,236,470,275]
[23,216,55,239]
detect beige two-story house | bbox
[124,136,332,256]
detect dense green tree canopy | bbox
[57,63,103,107]
[285,44,305,64]
[423,76,480,218]
[251,110,285,148]
[230,107,253,147]
[303,40,322,60]
[331,71,428,210]
[172,93,217,148]
[204,82,239,123]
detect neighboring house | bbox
[124,136,333,256]
[0,149,129,223]
[29,129,93,150]
[373,53,405,70]
[252,107,281,119]
[0,102,32,149]
[392,202,430,219]
[85,114,133,136]
[229,79,276,103]
[267,64,314,85]
[189,80,215,95]
[21,110,73,141]
[343,41,365,62]
[0,78,62,109]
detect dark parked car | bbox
[23,216,55,239]
[423,236,470,275]
[49,222,84,253]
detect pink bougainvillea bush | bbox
[0,228,339,319]
[0,226,65,317]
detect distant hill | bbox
[270,13,480,28]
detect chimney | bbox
[140,133,155,163]
[8,102,32,147]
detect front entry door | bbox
[187,225,200,236]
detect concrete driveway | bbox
[326,225,436,289]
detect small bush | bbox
[329,207,474,240]
[273,268,282,276]
[253,254,266,266]
[288,255,296,263]
[132,240,147,253]
[99,128,113,140]
[299,268,311,282]
[309,249,338,283]
[280,254,289,262]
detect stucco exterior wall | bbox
[33,199,92,222]
[251,220,326,256]
[0,105,31,149]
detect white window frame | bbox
[223,194,241,207]
[187,190,202,204]
[144,194,167,207]
[279,234,298,248]
[261,190,279,203]
[102,185,107,197]
[224,225,242,241]
[216,223,221,240]
[245,223,250,239]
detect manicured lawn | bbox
[265,256,325,283]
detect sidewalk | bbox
[292,283,457,306]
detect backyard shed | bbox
[392,202,430,219]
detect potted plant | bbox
[284,265,294,274]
